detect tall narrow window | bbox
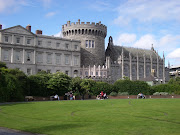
[74,45,78,50]
[27,52,31,61]
[56,54,61,64]
[47,54,52,64]
[3,50,9,61]
[74,56,78,66]
[86,40,88,48]
[65,55,69,65]
[56,43,60,48]
[47,41,51,47]
[37,53,43,63]
[5,36,8,42]
[65,44,69,49]
[27,39,31,44]
[38,41,42,46]
[92,40,94,48]
[89,40,91,48]
[16,51,20,61]
[16,37,20,44]
[27,68,32,75]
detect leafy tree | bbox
[71,77,82,95]
[47,72,71,96]
[80,79,96,99]
[28,72,52,96]
[91,81,112,95]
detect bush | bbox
[118,92,129,95]
[110,92,118,96]
[153,92,169,95]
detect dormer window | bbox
[5,36,8,42]
[16,37,20,44]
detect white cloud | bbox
[114,0,180,26]
[167,48,180,59]
[0,0,30,13]
[115,33,136,45]
[54,31,62,37]
[133,34,157,49]
[45,12,56,17]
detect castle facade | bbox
[0,20,167,83]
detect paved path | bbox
[0,127,44,135]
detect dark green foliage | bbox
[91,81,112,95]
[0,61,7,69]
[71,77,82,96]
[109,91,118,96]
[47,72,71,96]
[113,79,151,95]
[28,73,51,96]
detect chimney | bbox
[0,24,2,30]
[36,30,42,35]
[26,24,31,32]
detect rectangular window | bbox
[27,52,31,61]
[65,71,69,75]
[27,39,31,44]
[16,51,20,61]
[3,50,9,61]
[37,53,43,63]
[27,68,32,75]
[74,45,78,50]
[89,40,91,48]
[47,54,52,63]
[47,41,51,48]
[38,41,42,45]
[96,71,98,76]
[56,43,60,48]
[92,40,94,48]
[56,54,61,64]
[65,44,69,49]
[65,55,69,65]
[5,36,8,42]
[16,37,20,44]
[74,56,78,66]
[86,40,88,48]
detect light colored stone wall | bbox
[0,26,81,77]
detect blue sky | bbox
[0,0,180,67]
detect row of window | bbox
[86,40,95,48]
[4,36,79,50]
[3,50,79,65]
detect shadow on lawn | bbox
[25,123,87,134]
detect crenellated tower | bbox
[62,19,107,67]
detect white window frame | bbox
[5,36,8,42]
[47,53,52,64]
[16,37,20,44]
[65,55,69,65]
[3,50,9,61]
[27,39,31,45]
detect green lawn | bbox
[0,99,180,135]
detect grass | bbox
[0,99,180,135]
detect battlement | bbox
[62,19,107,38]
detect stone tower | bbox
[62,19,107,67]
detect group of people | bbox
[137,93,146,99]
[97,91,108,100]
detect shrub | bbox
[110,92,118,96]
[118,92,129,95]
[153,92,169,95]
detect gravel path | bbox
[0,127,44,135]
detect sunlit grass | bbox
[0,99,180,135]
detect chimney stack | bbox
[0,24,2,30]
[36,30,42,35]
[26,24,31,32]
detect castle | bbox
[0,19,168,83]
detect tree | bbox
[80,79,96,99]
[47,72,71,96]
[71,77,82,95]
[91,81,112,95]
